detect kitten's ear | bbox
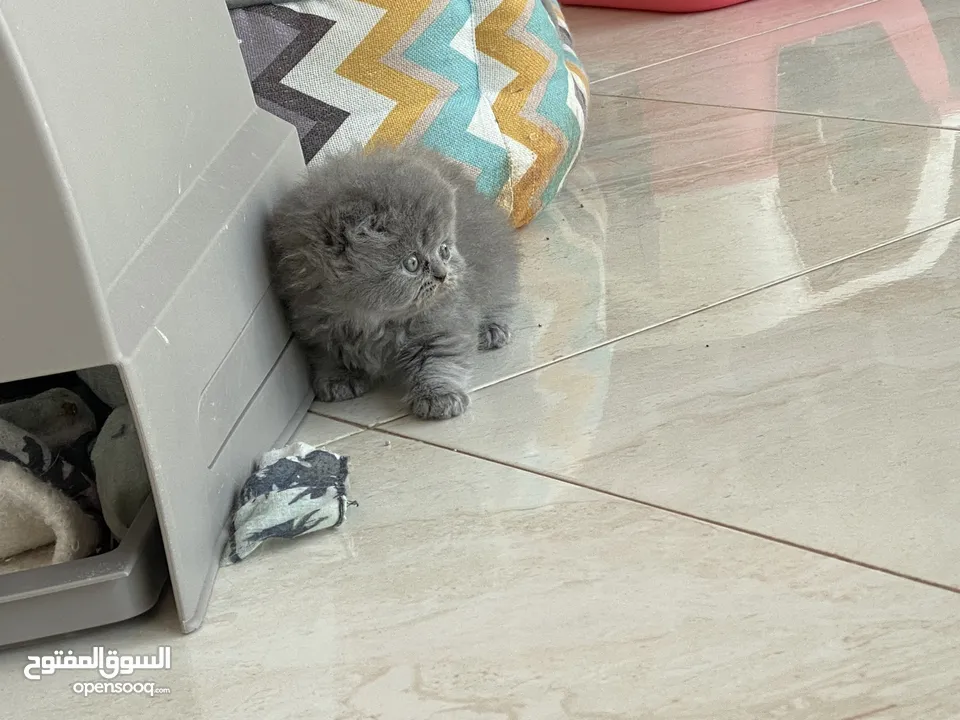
[354,212,387,236]
[312,199,372,251]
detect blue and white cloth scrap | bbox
[221,442,350,565]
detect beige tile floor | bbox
[3,1,960,717]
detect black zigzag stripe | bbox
[250,5,349,163]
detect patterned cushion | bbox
[230,0,589,227]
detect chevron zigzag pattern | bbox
[230,0,588,227]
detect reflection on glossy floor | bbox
[4,1,960,717]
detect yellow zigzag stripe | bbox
[338,0,438,149]
[566,61,590,103]
[477,0,563,227]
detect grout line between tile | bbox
[368,424,960,597]
[477,216,960,384]
[306,412,379,435]
[589,0,883,86]
[302,412,369,440]
[308,406,405,430]
[308,216,960,430]
[591,92,960,132]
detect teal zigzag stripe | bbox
[405,2,510,198]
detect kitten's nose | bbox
[432,266,447,282]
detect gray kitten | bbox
[265,146,518,420]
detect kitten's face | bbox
[332,185,465,319]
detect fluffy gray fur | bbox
[265,146,518,420]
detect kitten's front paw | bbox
[313,374,370,403]
[479,322,511,351]
[410,386,470,420]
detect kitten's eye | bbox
[402,254,420,273]
[438,243,451,261]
